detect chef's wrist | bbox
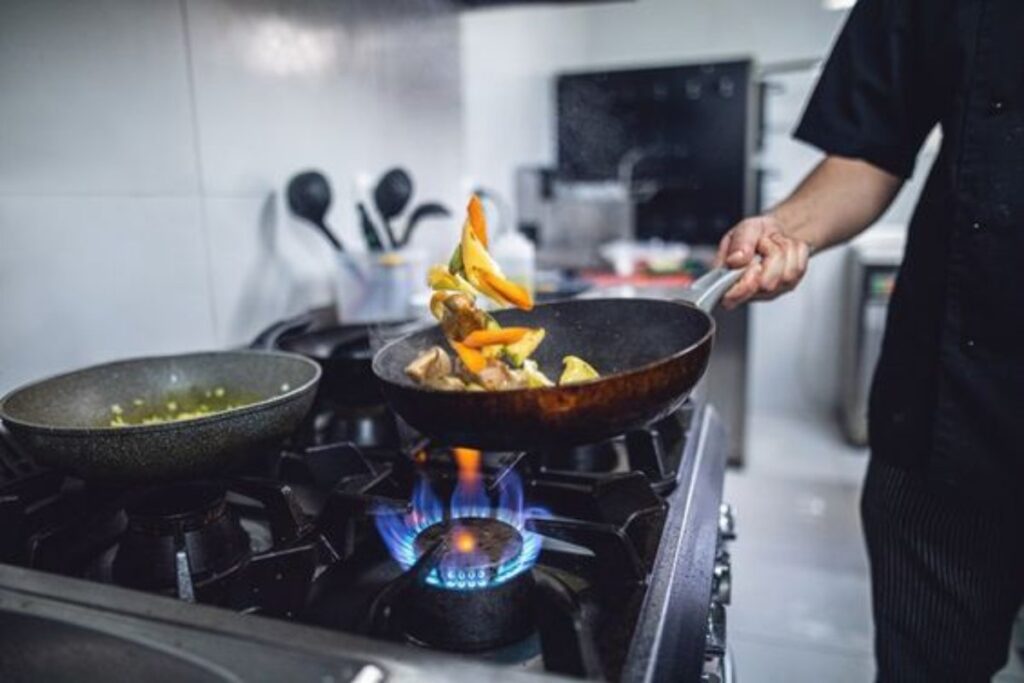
[767,204,818,251]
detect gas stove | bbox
[0,391,732,682]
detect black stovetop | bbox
[0,396,726,682]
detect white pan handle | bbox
[682,266,745,312]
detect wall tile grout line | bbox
[177,0,219,342]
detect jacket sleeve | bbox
[794,0,940,178]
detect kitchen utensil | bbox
[286,170,344,252]
[0,351,320,482]
[373,167,413,249]
[253,315,420,408]
[358,203,385,252]
[372,267,742,449]
[399,202,451,247]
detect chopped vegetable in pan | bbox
[404,196,599,391]
[107,386,263,427]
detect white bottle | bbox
[491,228,536,297]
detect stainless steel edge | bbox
[0,563,556,682]
[621,395,729,682]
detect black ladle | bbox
[373,167,413,249]
[399,202,451,247]
[287,170,345,252]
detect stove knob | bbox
[718,503,736,541]
[713,557,732,605]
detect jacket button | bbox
[990,99,1006,114]
[965,339,977,350]
[971,221,983,232]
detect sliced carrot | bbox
[451,341,487,374]
[477,269,534,311]
[461,327,531,348]
[467,195,488,247]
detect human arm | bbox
[716,154,903,309]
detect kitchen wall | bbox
[460,0,937,425]
[0,0,464,393]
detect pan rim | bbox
[371,297,716,397]
[0,350,322,435]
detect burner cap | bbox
[113,483,250,596]
[399,559,535,652]
[414,518,523,589]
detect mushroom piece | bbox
[475,361,527,391]
[405,346,453,384]
[438,293,490,341]
[426,375,469,391]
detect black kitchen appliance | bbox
[0,361,733,681]
[556,59,758,245]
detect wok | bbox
[0,351,321,482]
[253,314,420,408]
[372,267,742,449]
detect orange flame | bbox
[453,447,482,485]
[453,528,477,553]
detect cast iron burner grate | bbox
[112,483,251,597]
[0,396,712,680]
[306,434,672,677]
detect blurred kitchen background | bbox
[1,1,1019,681]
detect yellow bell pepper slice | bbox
[559,356,600,385]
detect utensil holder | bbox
[335,249,427,323]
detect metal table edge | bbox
[621,400,728,682]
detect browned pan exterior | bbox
[372,298,715,449]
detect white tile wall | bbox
[0,0,199,196]
[0,196,215,391]
[0,0,464,393]
[203,194,338,345]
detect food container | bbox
[334,248,427,323]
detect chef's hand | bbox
[714,215,811,310]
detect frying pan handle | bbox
[250,313,315,350]
[683,267,745,312]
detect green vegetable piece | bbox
[501,328,545,368]
[448,245,464,275]
[522,359,554,388]
[559,356,600,385]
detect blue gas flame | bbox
[375,468,546,590]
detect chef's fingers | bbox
[721,218,769,268]
[785,238,810,291]
[775,233,804,292]
[722,261,764,310]
[755,235,786,292]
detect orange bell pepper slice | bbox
[467,195,488,248]
[476,269,534,311]
[461,327,531,349]
[451,341,487,374]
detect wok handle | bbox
[683,267,745,312]
[250,313,315,350]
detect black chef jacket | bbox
[795,0,1024,506]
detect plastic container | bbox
[489,229,536,297]
[334,248,427,323]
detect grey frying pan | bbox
[0,350,321,482]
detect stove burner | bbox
[112,483,251,596]
[399,562,535,652]
[414,518,523,590]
